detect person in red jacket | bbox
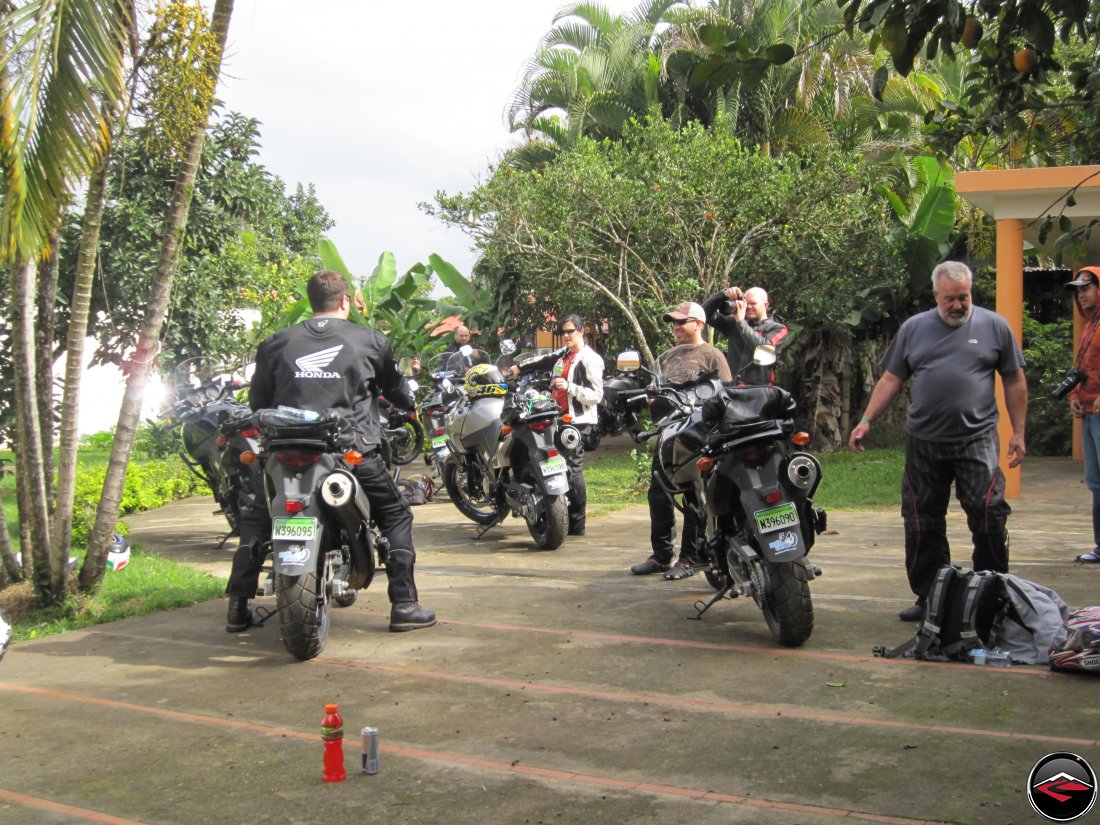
[1066,265,1100,563]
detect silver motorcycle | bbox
[442,345,581,550]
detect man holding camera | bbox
[848,261,1028,620]
[701,286,788,385]
[1065,266,1100,563]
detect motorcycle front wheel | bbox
[276,567,331,661]
[520,467,567,550]
[761,561,814,647]
[386,419,424,466]
[443,458,500,525]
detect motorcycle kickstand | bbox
[474,511,507,540]
[252,604,277,626]
[689,583,734,620]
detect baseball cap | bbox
[1066,267,1100,289]
[663,301,705,322]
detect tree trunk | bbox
[53,146,115,562]
[35,229,60,506]
[9,257,61,603]
[79,0,235,591]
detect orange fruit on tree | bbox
[961,17,983,48]
[1014,47,1038,72]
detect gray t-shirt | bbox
[881,306,1025,442]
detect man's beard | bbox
[940,305,972,327]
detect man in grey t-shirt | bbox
[848,261,1028,622]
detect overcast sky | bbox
[215,0,642,281]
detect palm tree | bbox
[506,0,686,167]
[1,0,131,604]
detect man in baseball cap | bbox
[1065,265,1100,563]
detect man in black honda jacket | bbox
[225,269,436,633]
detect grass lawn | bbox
[583,446,905,517]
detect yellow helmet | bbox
[464,363,508,398]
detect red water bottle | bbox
[321,703,346,782]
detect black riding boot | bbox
[385,548,436,632]
[226,598,252,632]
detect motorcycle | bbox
[249,407,377,660]
[624,345,827,647]
[582,355,647,451]
[162,359,252,536]
[417,348,480,478]
[442,345,581,550]
[380,394,424,468]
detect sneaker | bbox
[226,598,252,633]
[898,601,925,622]
[664,559,697,580]
[1077,549,1100,563]
[630,557,670,575]
[389,602,437,632]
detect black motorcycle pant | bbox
[900,429,1010,599]
[647,454,700,566]
[565,436,587,534]
[226,452,419,604]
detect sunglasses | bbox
[559,327,579,335]
[672,318,697,326]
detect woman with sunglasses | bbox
[509,315,604,536]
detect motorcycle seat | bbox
[708,421,788,451]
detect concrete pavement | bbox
[1,452,1099,824]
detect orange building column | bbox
[995,218,1024,498]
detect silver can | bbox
[361,726,379,775]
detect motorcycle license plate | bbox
[540,456,567,476]
[273,517,317,540]
[754,502,799,533]
[431,435,449,449]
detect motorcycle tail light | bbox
[241,426,259,438]
[344,450,363,465]
[792,431,811,446]
[275,451,322,469]
[547,449,559,457]
[433,428,445,437]
[527,419,552,432]
[216,434,229,448]
[285,500,303,513]
[764,490,783,505]
[240,450,258,465]
[696,456,715,472]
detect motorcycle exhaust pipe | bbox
[786,455,819,491]
[321,469,372,523]
[320,469,375,589]
[558,424,582,452]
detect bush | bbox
[70,456,207,546]
[1023,314,1074,456]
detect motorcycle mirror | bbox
[753,344,777,366]
[499,339,517,356]
[407,379,419,393]
[442,378,455,393]
[459,344,475,357]
[616,350,641,372]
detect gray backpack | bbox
[994,574,1070,664]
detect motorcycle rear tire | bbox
[761,561,814,647]
[443,459,499,525]
[276,569,331,660]
[387,419,424,466]
[520,467,567,550]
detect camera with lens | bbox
[1051,366,1087,400]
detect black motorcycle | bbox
[250,407,378,660]
[162,360,252,535]
[625,345,827,647]
[583,354,646,451]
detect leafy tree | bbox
[432,117,903,445]
[57,110,331,372]
[80,0,235,590]
[1,0,132,603]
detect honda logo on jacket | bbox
[294,345,343,378]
